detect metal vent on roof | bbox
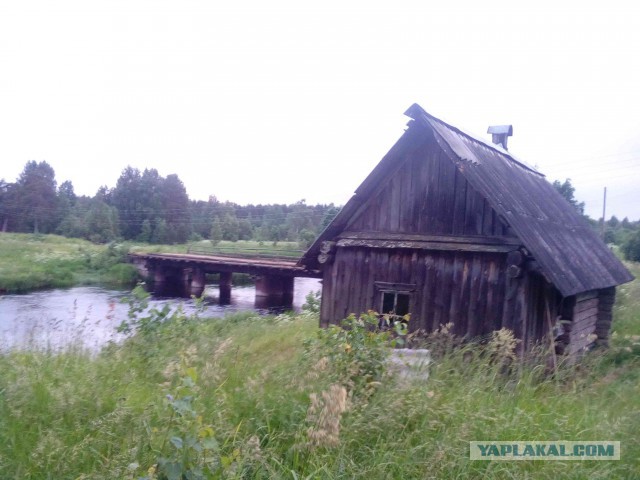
[487,125,513,150]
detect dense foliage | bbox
[552,178,586,215]
[0,162,339,246]
[551,178,640,260]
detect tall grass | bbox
[0,233,141,292]
[0,264,638,478]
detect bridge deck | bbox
[130,252,321,278]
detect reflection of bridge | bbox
[129,252,321,308]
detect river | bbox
[0,278,321,352]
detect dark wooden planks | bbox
[323,246,519,343]
[335,136,514,243]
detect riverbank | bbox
[0,263,638,478]
[0,233,139,293]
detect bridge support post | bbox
[219,272,232,304]
[153,265,168,296]
[255,275,294,309]
[185,267,206,298]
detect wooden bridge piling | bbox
[255,275,294,308]
[219,271,232,304]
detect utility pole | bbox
[601,186,607,240]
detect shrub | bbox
[305,311,405,397]
[105,263,139,286]
[301,290,321,314]
[622,229,640,261]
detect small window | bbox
[374,281,415,330]
[381,291,410,317]
[379,290,411,331]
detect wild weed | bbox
[304,311,401,398]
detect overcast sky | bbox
[1,1,639,220]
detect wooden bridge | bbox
[129,249,321,307]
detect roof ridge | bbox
[405,103,542,176]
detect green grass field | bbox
[0,233,144,292]
[184,239,305,259]
[0,260,638,478]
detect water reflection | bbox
[0,278,321,352]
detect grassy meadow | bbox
[0,233,140,293]
[0,255,638,478]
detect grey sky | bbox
[1,1,639,220]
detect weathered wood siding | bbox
[595,287,616,345]
[346,134,513,238]
[322,247,501,336]
[320,245,562,348]
[567,290,599,355]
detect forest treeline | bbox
[1,161,640,259]
[0,161,339,247]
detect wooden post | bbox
[219,271,232,305]
[255,275,294,309]
[188,267,206,298]
[153,264,167,296]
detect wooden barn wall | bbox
[346,136,512,238]
[523,272,556,351]
[321,247,506,337]
[567,290,600,355]
[319,247,560,347]
[595,287,616,344]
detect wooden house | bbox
[300,104,633,355]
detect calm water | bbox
[0,278,321,351]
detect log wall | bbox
[567,290,600,355]
[320,246,558,345]
[595,287,616,346]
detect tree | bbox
[622,229,640,261]
[161,174,190,243]
[111,167,192,242]
[16,161,58,233]
[56,180,77,227]
[552,178,585,215]
[209,218,223,246]
[321,205,340,230]
[151,217,168,244]
[85,199,119,243]
[220,213,240,241]
[189,197,220,238]
[237,218,253,240]
[138,219,152,243]
[56,196,119,242]
[111,166,144,239]
[0,179,18,232]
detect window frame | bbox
[374,281,415,327]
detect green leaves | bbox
[307,311,401,397]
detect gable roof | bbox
[301,103,633,296]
